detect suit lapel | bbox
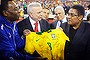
[53,20,58,28]
[72,22,85,43]
[25,17,34,31]
[39,20,45,32]
[61,22,70,37]
[39,20,43,31]
[65,23,70,37]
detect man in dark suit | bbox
[17,2,50,58]
[61,5,90,60]
[17,2,50,37]
[50,5,67,29]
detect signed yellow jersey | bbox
[25,28,69,60]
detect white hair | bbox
[27,2,42,13]
[54,6,65,14]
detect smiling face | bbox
[3,1,19,23]
[55,8,65,20]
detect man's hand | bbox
[58,27,63,31]
[23,29,31,36]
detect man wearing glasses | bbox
[61,5,90,60]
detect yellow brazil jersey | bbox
[24,28,69,60]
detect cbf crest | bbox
[51,34,56,39]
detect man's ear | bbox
[78,15,83,21]
[3,10,8,17]
[29,12,33,17]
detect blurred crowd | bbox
[13,0,90,22]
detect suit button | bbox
[67,52,69,55]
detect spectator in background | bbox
[19,6,24,18]
[0,0,35,60]
[64,2,70,15]
[86,13,90,23]
[23,2,27,14]
[61,5,90,60]
[84,4,90,21]
[50,5,67,29]
[41,8,49,21]
[87,4,90,9]
[41,7,54,23]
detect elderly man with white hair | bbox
[17,2,50,59]
[50,5,67,29]
[17,2,50,37]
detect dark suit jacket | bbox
[17,17,50,37]
[50,20,58,29]
[50,20,64,29]
[61,22,90,60]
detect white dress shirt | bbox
[29,17,41,32]
[56,20,62,28]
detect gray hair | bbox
[54,6,65,14]
[27,2,42,13]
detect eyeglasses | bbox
[67,13,78,17]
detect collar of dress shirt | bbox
[29,17,36,25]
[29,16,41,32]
